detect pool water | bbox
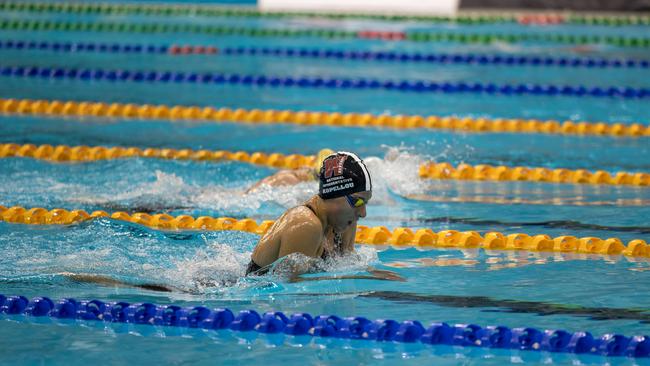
[1,2,649,365]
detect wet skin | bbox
[246,168,316,193]
[251,192,372,269]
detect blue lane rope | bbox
[220,47,650,69]
[0,39,169,54]
[1,39,649,70]
[1,65,648,99]
[1,294,649,358]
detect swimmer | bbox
[61,151,403,292]
[246,148,334,193]
[247,151,404,282]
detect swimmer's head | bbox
[314,148,335,175]
[318,151,372,231]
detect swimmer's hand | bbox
[61,272,177,292]
[270,253,325,276]
[289,267,406,283]
[367,268,407,282]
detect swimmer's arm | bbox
[290,270,406,283]
[278,218,322,258]
[246,169,312,194]
[245,175,276,193]
[340,224,357,254]
[62,273,180,292]
[341,226,397,278]
[276,218,323,274]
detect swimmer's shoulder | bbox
[278,207,324,255]
[282,205,323,232]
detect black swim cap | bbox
[318,151,372,200]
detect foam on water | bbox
[364,146,430,198]
[193,180,317,214]
[68,168,318,215]
[52,147,444,216]
[0,215,382,296]
[163,241,252,294]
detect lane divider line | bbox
[1,98,648,138]
[2,294,649,358]
[0,143,316,170]
[1,65,649,100]
[0,205,648,258]
[2,1,650,26]
[1,142,649,187]
[404,194,650,207]
[1,19,649,47]
[2,39,649,70]
[419,162,650,187]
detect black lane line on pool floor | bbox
[293,291,650,323]
[2,274,649,323]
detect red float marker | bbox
[168,45,219,55]
[357,31,407,41]
[517,14,566,25]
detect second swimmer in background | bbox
[246,149,335,193]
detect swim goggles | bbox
[346,194,368,208]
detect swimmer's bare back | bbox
[250,205,325,269]
[250,197,357,270]
[246,168,315,193]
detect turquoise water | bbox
[1,3,650,365]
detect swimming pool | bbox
[1,1,649,364]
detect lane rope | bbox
[404,194,650,207]
[1,1,650,26]
[0,1,515,24]
[0,143,316,170]
[1,65,648,100]
[2,295,649,358]
[419,162,650,187]
[0,205,648,258]
[1,142,649,188]
[2,98,649,138]
[2,39,649,70]
[1,19,650,47]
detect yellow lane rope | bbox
[405,194,650,207]
[0,143,315,169]
[419,162,650,187]
[2,142,649,187]
[1,98,648,138]
[1,205,648,258]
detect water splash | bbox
[192,181,317,214]
[69,170,197,211]
[6,146,452,216]
[163,242,252,294]
[321,246,380,275]
[68,168,319,216]
[264,246,380,277]
[364,146,425,198]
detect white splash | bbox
[363,145,449,201]
[64,145,451,214]
[163,242,252,294]
[192,181,317,213]
[69,170,196,209]
[321,246,380,272]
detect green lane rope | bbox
[1,1,649,26]
[1,19,649,47]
